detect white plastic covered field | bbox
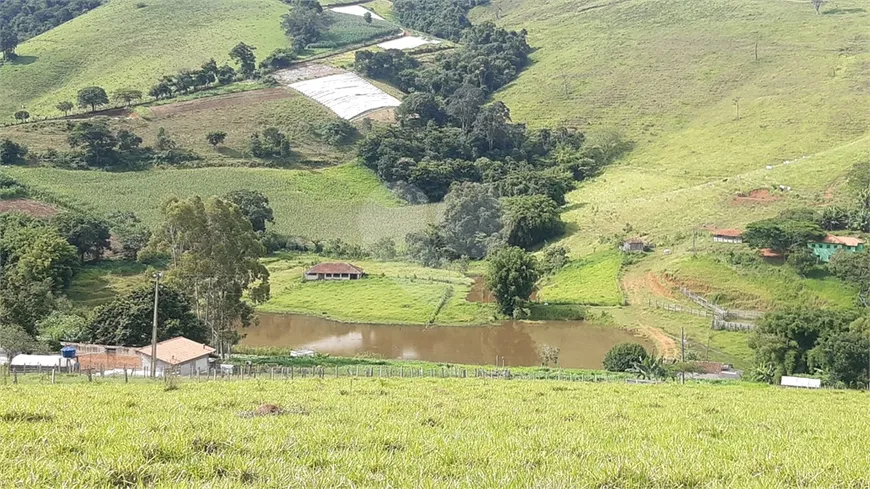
[377,36,441,51]
[289,73,400,120]
[330,5,384,21]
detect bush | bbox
[603,343,649,372]
[316,119,356,146]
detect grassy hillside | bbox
[0,87,350,164]
[4,380,870,487]
[0,0,292,118]
[471,0,870,253]
[4,165,440,244]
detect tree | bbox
[316,120,355,145]
[13,110,29,123]
[107,211,150,260]
[112,88,143,107]
[67,120,119,168]
[829,249,870,292]
[52,212,111,262]
[147,196,270,355]
[76,86,109,112]
[56,101,74,116]
[446,84,485,132]
[743,217,825,255]
[472,101,512,151]
[229,42,257,77]
[206,131,227,148]
[788,247,817,276]
[808,322,870,386]
[86,285,208,346]
[363,11,373,23]
[0,324,39,358]
[485,246,538,316]
[405,225,448,267]
[397,92,446,127]
[0,139,28,165]
[281,1,330,51]
[117,129,143,152]
[441,182,503,259]
[224,189,274,233]
[539,245,568,275]
[259,48,298,70]
[368,237,397,260]
[155,127,176,152]
[0,29,18,61]
[603,343,649,372]
[502,195,564,249]
[811,0,824,14]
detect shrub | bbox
[603,343,649,372]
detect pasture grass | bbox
[0,88,350,165]
[260,253,495,324]
[309,11,401,49]
[469,0,870,254]
[3,380,870,487]
[66,261,152,308]
[4,164,440,244]
[537,251,624,306]
[0,0,292,118]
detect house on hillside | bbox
[136,337,215,376]
[711,229,743,244]
[304,262,365,281]
[621,238,646,253]
[808,235,865,262]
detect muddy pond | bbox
[241,313,654,369]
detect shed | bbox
[808,235,865,263]
[304,262,365,281]
[711,229,743,244]
[136,337,215,376]
[621,238,645,253]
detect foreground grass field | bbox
[5,165,439,244]
[3,380,870,487]
[0,0,292,118]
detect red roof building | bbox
[711,228,743,244]
[304,263,365,281]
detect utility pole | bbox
[692,228,697,256]
[150,272,163,379]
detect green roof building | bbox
[808,235,865,263]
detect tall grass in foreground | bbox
[2,380,870,488]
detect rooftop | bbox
[136,337,215,365]
[711,228,743,237]
[820,235,865,247]
[306,262,365,275]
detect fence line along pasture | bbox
[649,299,757,331]
[678,286,763,320]
[1,364,630,385]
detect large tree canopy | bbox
[148,196,270,355]
[485,246,539,316]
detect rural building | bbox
[711,229,743,244]
[808,235,866,263]
[621,238,646,253]
[10,355,76,373]
[304,262,365,281]
[136,337,215,376]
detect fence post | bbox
[124,368,128,383]
[87,369,92,382]
[13,370,17,385]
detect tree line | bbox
[0,185,272,359]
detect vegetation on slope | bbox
[3,380,870,487]
[0,0,291,118]
[3,165,439,244]
[0,0,103,41]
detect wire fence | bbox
[650,299,757,331]
[1,364,632,385]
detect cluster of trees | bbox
[0,191,272,358]
[0,0,102,54]
[392,0,484,41]
[750,308,870,387]
[355,22,530,97]
[281,0,331,51]
[149,57,239,100]
[743,208,826,273]
[250,127,291,159]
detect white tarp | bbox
[330,5,384,21]
[289,72,400,120]
[378,36,441,51]
[11,355,74,368]
[781,376,822,389]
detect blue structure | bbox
[60,346,77,359]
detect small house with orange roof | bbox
[136,337,215,376]
[808,235,865,263]
[710,228,743,244]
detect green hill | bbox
[4,379,870,487]
[0,0,291,118]
[471,0,870,253]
